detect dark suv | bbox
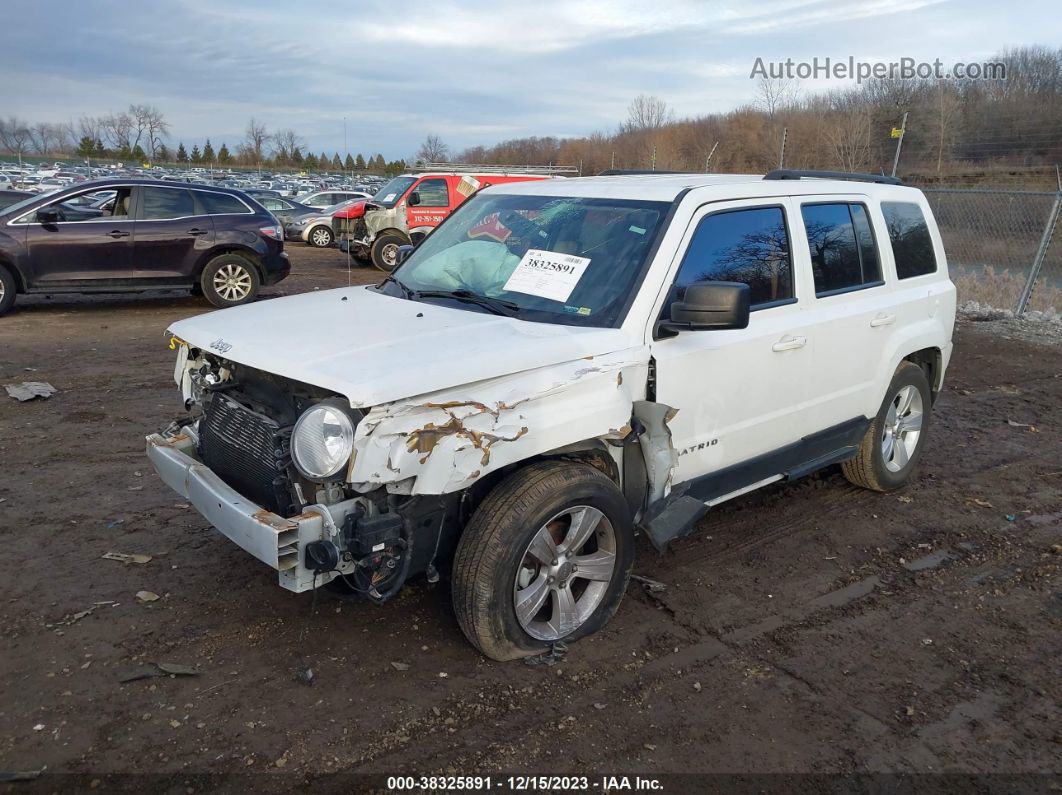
[0,179,290,316]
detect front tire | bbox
[200,254,261,308]
[308,225,334,248]
[452,461,634,661]
[843,361,932,491]
[0,265,16,317]
[370,234,406,272]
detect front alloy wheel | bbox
[309,226,334,247]
[882,384,924,472]
[514,506,618,641]
[452,461,634,661]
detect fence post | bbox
[1016,192,1062,315]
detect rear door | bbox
[789,195,897,431]
[23,186,135,284]
[130,185,214,280]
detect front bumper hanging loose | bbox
[145,426,339,592]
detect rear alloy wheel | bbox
[843,361,932,491]
[370,234,406,272]
[200,254,261,308]
[308,225,334,248]
[0,265,16,317]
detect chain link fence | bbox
[922,189,1062,314]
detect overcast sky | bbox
[2,0,1058,160]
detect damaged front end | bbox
[147,339,681,599]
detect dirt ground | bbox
[1,244,1060,789]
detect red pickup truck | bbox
[333,171,552,271]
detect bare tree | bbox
[78,115,102,142]
[623,95,673,133]
[0,117,33,163]
[243,118,270,169]
[272,128,304,163]
[755,76,799,120]
[100,111,134,152]
[416,134,449,163]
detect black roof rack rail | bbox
[763,169,903,186]
[597,169,693,176]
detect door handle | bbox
[772,335,807,352]
[188,228,208,236]
[106,230,130,238]
[870,313,897,327]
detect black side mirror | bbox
[660,281,750,332]
[407,191,421,206]
[37,206,60,224]
[395,244,415,266]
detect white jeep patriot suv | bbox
[147,169,955,660]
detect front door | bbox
[131,185,214,280]
[650,200,816,499]
[406,177,451,233]
[24,186,135,284]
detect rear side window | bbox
[140,187,194,220]
[675,206,793,307]
[801,203,881,295]
[882,201,938,279]
[198,191,250,215]
[415,178,449,207]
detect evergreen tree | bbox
[217,143,231,164]
[202,139,216,163]
[291,147,303,165]
[332,153,342,170]
[76,136,96,158]
[305,153,319,170]
[373,153,386,171]
[156,143,171,162]
[190,144,202,163]
[131,144,147,162]
[94,138,106,157]
[355,153,366,169]
[344,153,355,170]
[176,142,188,162]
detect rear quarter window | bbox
[881,201,938,279]
[197,191,251,215]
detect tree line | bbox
[448,45,1062,184]
[0,111,407,174]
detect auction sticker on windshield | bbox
[503,249,591,303]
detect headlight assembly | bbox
[291,400,355,480]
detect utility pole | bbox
[650,145,657,171]
[611,150,615,170]
[343,117,348,179]
[704,141,719,172]
[778,127,788,169]
[891,111,908,178]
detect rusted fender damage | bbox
[348,347,668,496]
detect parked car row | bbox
[0,178,289,316]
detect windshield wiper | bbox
[377,273,413,298]
[410,289,520,317]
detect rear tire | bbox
[371,234,406,272]
[308,225,334,248]
[843,361,932,491]
[200,254,261,308]
[452,461,634,661]
[0,265,16,317]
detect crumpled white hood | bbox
[168,285,639,407]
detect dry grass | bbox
[950,265,1062,313]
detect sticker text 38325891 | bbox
[503,249,591,303]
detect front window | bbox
[371,177,416,208]
[386,193,669,327]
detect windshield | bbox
[386,192,669,328]
[371,177,416,208]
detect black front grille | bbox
[200,394,292,514]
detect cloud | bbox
[0,0,1057,158]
